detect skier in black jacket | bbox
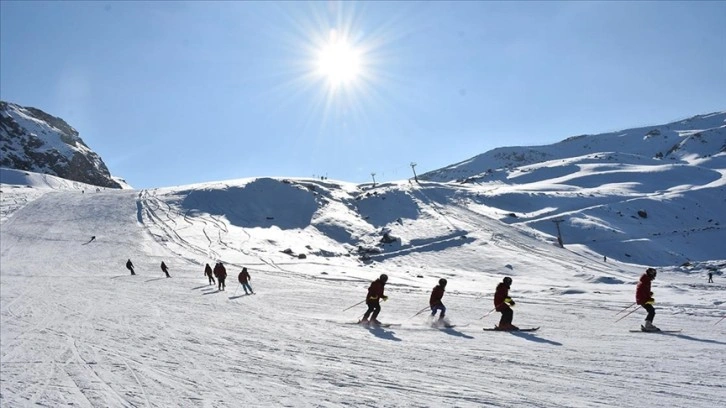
[126,259,135,275]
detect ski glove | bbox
[646,298,655,305]
[382,296,389,301]
[505,298,515,306]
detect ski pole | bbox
[342,300,366,312]
[615,302,637,316]
[410,306,430,319]
[715,316,726,325]
[615,305,642,323]
[479,306,498,320]
[233,284,241,296]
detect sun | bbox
[316,30,361,88]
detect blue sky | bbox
[1,1,725,189]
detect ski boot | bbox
[641,321,660,332]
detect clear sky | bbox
[1,1,725,189]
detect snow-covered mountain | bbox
[421,111,726,183]
[0,101,125,189]
[412,112,726,266]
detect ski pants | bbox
[498,306,513,327]
[430,304,446,318]
[207,275,215,285]
[642,304,656,322]
[240,282,253,294]
[218,277,226,291]
[363,300,381,320]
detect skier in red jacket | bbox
[238,267,254,295]
[360,274,388,325]
[430,278,447,322]
[213,262,227,291]
[494,277,518,331]
[636,268,659,331]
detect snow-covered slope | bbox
[0,101,124,189]
[422,111,726,183]
[414,112,726,266]
[1,175,725,407]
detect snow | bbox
[2,167,725,407]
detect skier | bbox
[213,261,227,291]
[126,259,135,275]
[360,274,388,325]
[708,272,714,283]
[160,261,170,278]
[204,263,215,285]
[494,277,518,331]
[636,268,659,331]
[430,278,447,322]
[238,267,254,295]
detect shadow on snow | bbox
[510,331,563,346]
[367,326,402,342]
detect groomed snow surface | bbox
[1,172,724,407]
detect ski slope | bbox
[1,173,725,407]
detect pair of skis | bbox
[630,325,681,333]
[483,327,540,332]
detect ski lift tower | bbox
[552,219,565,248]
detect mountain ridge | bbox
[0,101,123,189]
[420,111,726,183]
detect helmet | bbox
[646,268,657,278]
[503,277,513,286]
[439,278,447,287]
[379,274,388,283]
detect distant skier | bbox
[126,259,135,275]
[204,263,215,285]
[160,261,170,278]
[238,267,254,295]
[636,268,659,332]
[430,278,447,322]
[360,274,388,325]
[214,261,227,291]
[708,272,714,283]
[494,277,518,331]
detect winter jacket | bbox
[635,273,653,305]
[126,260,134,270]
[238,268,251,284]
[366,279,386,302]
[494,282,511,311]
[160,262,168,272]
[204,264,213,277]
[213,263,227,279]
[429,285,445,307]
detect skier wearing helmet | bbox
[494,277,518,331]
[636,267,659,331]
[430,278,447,322]
[361,274,389,326]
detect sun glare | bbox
[317,31,361,88]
